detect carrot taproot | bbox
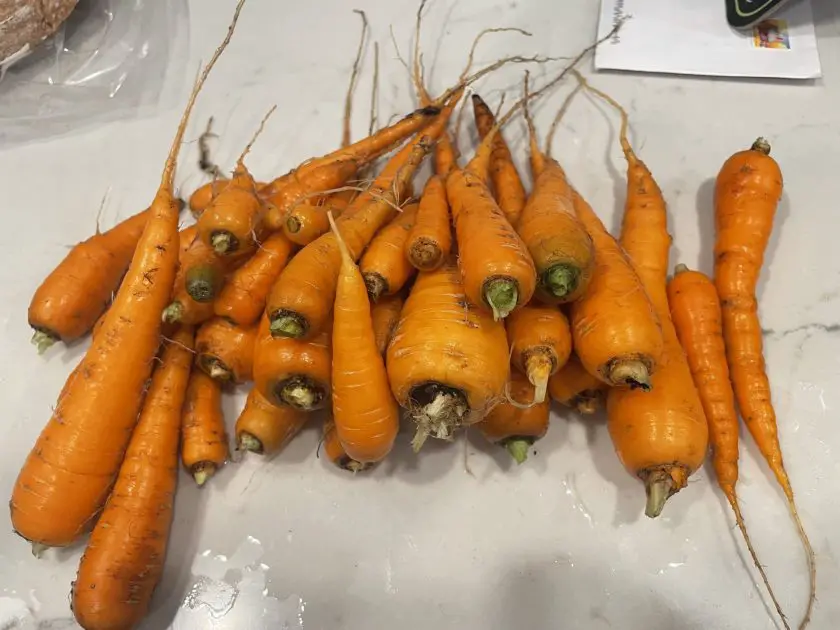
[506,303,572,404]
[404,175,452,272]
[360,202,419,301]
[329,212,400,463]
[715,138,815,630]
[668,263,789,629]
[9,2,243,548]
[213,231,295,326]
[195,316,257,383]
[235,387,309,456]
[71,325,195,630]
[547,353,606,414]
[387,260,509,450]
[322,420,370,473]
[372,293,403,356]
[477,372,549,464]
[252,314,332,411]
[265,91,459,340]
[181,369,228,486]
[577,74,707,518]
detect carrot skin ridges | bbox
[372,294,404,356]
[322,421,371,473]
[195,317,257,383]
[405,175,452,272]
[235,387,309,456]
[360,202,419,301]
[197,164,266,256]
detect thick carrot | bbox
[506,304,572,404]
[9,2,243,548]
[668,264,789,629]
[372,293,403,356]
[579,75,707,518]
[547,353,606,414]
[235,387,309,456]
[265,92,459,339]
[322,420,370,473]
[471,93,527,226]
[715,138,815,629]
[195,316,257,383]
[213,232,295,326]
[360,202,419,301]
[71,326,194,630]
[252,314,331,411]
[477,372,549,464]
[404,175,452,272]
[387,260,509,450]
[181,369,229,486]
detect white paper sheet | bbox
[595,0,822,79]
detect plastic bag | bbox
[0,0,190,146]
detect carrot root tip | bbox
[30,330,57,355]
[484,278,519,321]
[31,543,49,558]
[198,355,233,382]
[574,392,602,415]
[525,353,553,404]
[186,266,223,302]
[344,459,372,474]
[409,239,442,271]
[673,263,690,276]
[751,137,772,155]
[607,359,651,391]
[210,231,238,255]
[269,312,307,339]
[643,470,676,518]
[504,438,533,465]
[238,432,263,454]
[192,462,217,486]
[410,388,469,452]
[363,273,388,302]
[543,263,579,301]
[277,376,325,411]
[162,301,184,324]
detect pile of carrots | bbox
[9,2,817,629]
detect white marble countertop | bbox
[1,1,839,628]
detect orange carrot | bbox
[195,316,257,383]
[9,3,242,548]
[477,372,550,464]
[404,175,452,272]
[235,387,309,456]
[506,304,572,404]
[213,231,295,326]
[372,293,403,356]
[252,314,332,411]
[179,224,199,258]
[71,326,194,630]
[282,192,352,246]
[181,369,229,486]
[548,353,606,414]
[183,236,250,303]
[329,212,400,463]
[387,260,509,450]
[715,138,815,629]
[668,263,789,629]
[162,237,221,325]
[188,179,229,218]
[360,202,419,301]
[322,420,370,473]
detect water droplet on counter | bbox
[562,474,595,527]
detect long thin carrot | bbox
[71,326,194,630]
[181,369,229,486]
[714,138,815,630]
[506,304,572,404]
[235,387,309,456]
[404,175,452,272]
[360,202,419,301]
[477,372,549,464]
[252,314,332,411]
[195,316,257,383]
[578,74,707,519]
[372,293,403,356]
[668,264,790,630]
[547,353,606,414]
[322,420,370,473]
[9,1,243,549]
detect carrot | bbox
[71,326,194,630]
[471,93,527,226]
[265,91,459,339]
[387,260,509,450]
[548,353,606,414]
[404,175,452,272]
[477,372,549,464]
[578,74,707,518]
[188,178,229,218]
[360,202,419,301]
[213,231,295,326]
[235,387,309,456]
[9,2,243,549]
[179,224,199,258]
[181,369,228,486]
[322,420,370,473]
[252,314,331,411]
[506,303,572,404]
[328,212,400,463]
[668,264,789,629]
[372,293,403,356]
[195,316,257,383]
[162,237,222,325]
[715,138,815,629]
[182,235,250,303]
[282,192,352,246]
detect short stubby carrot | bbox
[282,190,354,246]
[322,420,370,473]
[372,293,403,356]
[72,325,194,630]
[506,304,572,404]
[162,236,221,326]
[196,316,257,383]
[181,369,229,486]
[404,175,452,272]
[548,353,606,415]
[252,314,331,411]
[235,387,309,456]
[183,235,250,303]
[9,0,244,547]
[477,372,550,464]
[360,202,419,301]
[387,260,509,450]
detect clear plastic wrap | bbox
[0,0,190,145]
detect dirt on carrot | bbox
[547,353,606,415]
[196,316,257,383]
[404,175,452,272]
